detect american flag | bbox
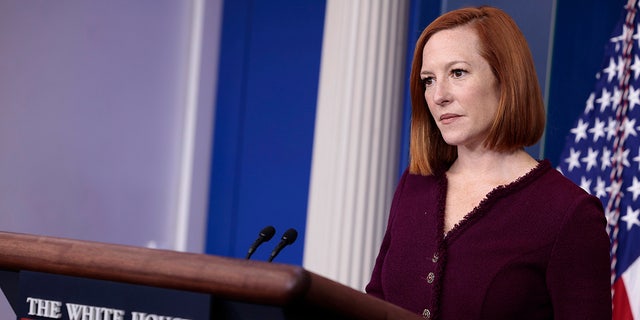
[557,0,640,318]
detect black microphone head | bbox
[260,225,276,241]
[281,228,298,245]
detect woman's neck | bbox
[448,148,538,183]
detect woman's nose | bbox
[432,80,451,106]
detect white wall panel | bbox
[304,0,410,290]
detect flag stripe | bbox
[613,278,633,319]
[622,256,640,318]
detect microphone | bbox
[246,225,276,259]
[268,228,298,262]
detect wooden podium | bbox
[0,231,421,320]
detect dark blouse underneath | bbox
[366,160,611,319]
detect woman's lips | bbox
[439,113,461,124]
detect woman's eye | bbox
[451,69,466,78]
[421,77,434,87]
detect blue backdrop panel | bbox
[546,0,626,166]
[207,0,325,264]
[206,0,251,259]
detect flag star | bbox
[581,147,600,172]
[613,148,631,167]
[585,93,596,114]
[627,176,640,201]
[632,55,640,80]
[606,117,618,141]
[597,87,612,112]
[606,179,623,199]
[565,148,582,172]
[603,57,618,82]
[624,148,631,167]
[564,148,580,172]
[621,206,640,231]
[595,176,608,198]
[605,208,617,226]
[633,147,640,169]
[614,24,631,52]
[611,30,623,43]
[612,25,629,46]
[588,118,606,142]
[623,118,638,139]
[623,148,631,167]
[635,23,640,47]
[628,85,640,111]
[571,119,589,143]
[579,176,592,193]
[601,147,612,170]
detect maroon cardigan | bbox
[366,160,612,319]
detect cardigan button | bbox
[422,308,431,319]
[432,253,439,263]
[427,272,435,283]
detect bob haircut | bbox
[409,6,545,175]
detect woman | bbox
[365,6,611,319]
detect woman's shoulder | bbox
[493,159,603,219]
[517,160,604,220]
[399,167,444,191]
[535,160,596,197]
[392,167,445,209]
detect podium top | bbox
[0,231,421,320]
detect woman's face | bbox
[420,25,500,150]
